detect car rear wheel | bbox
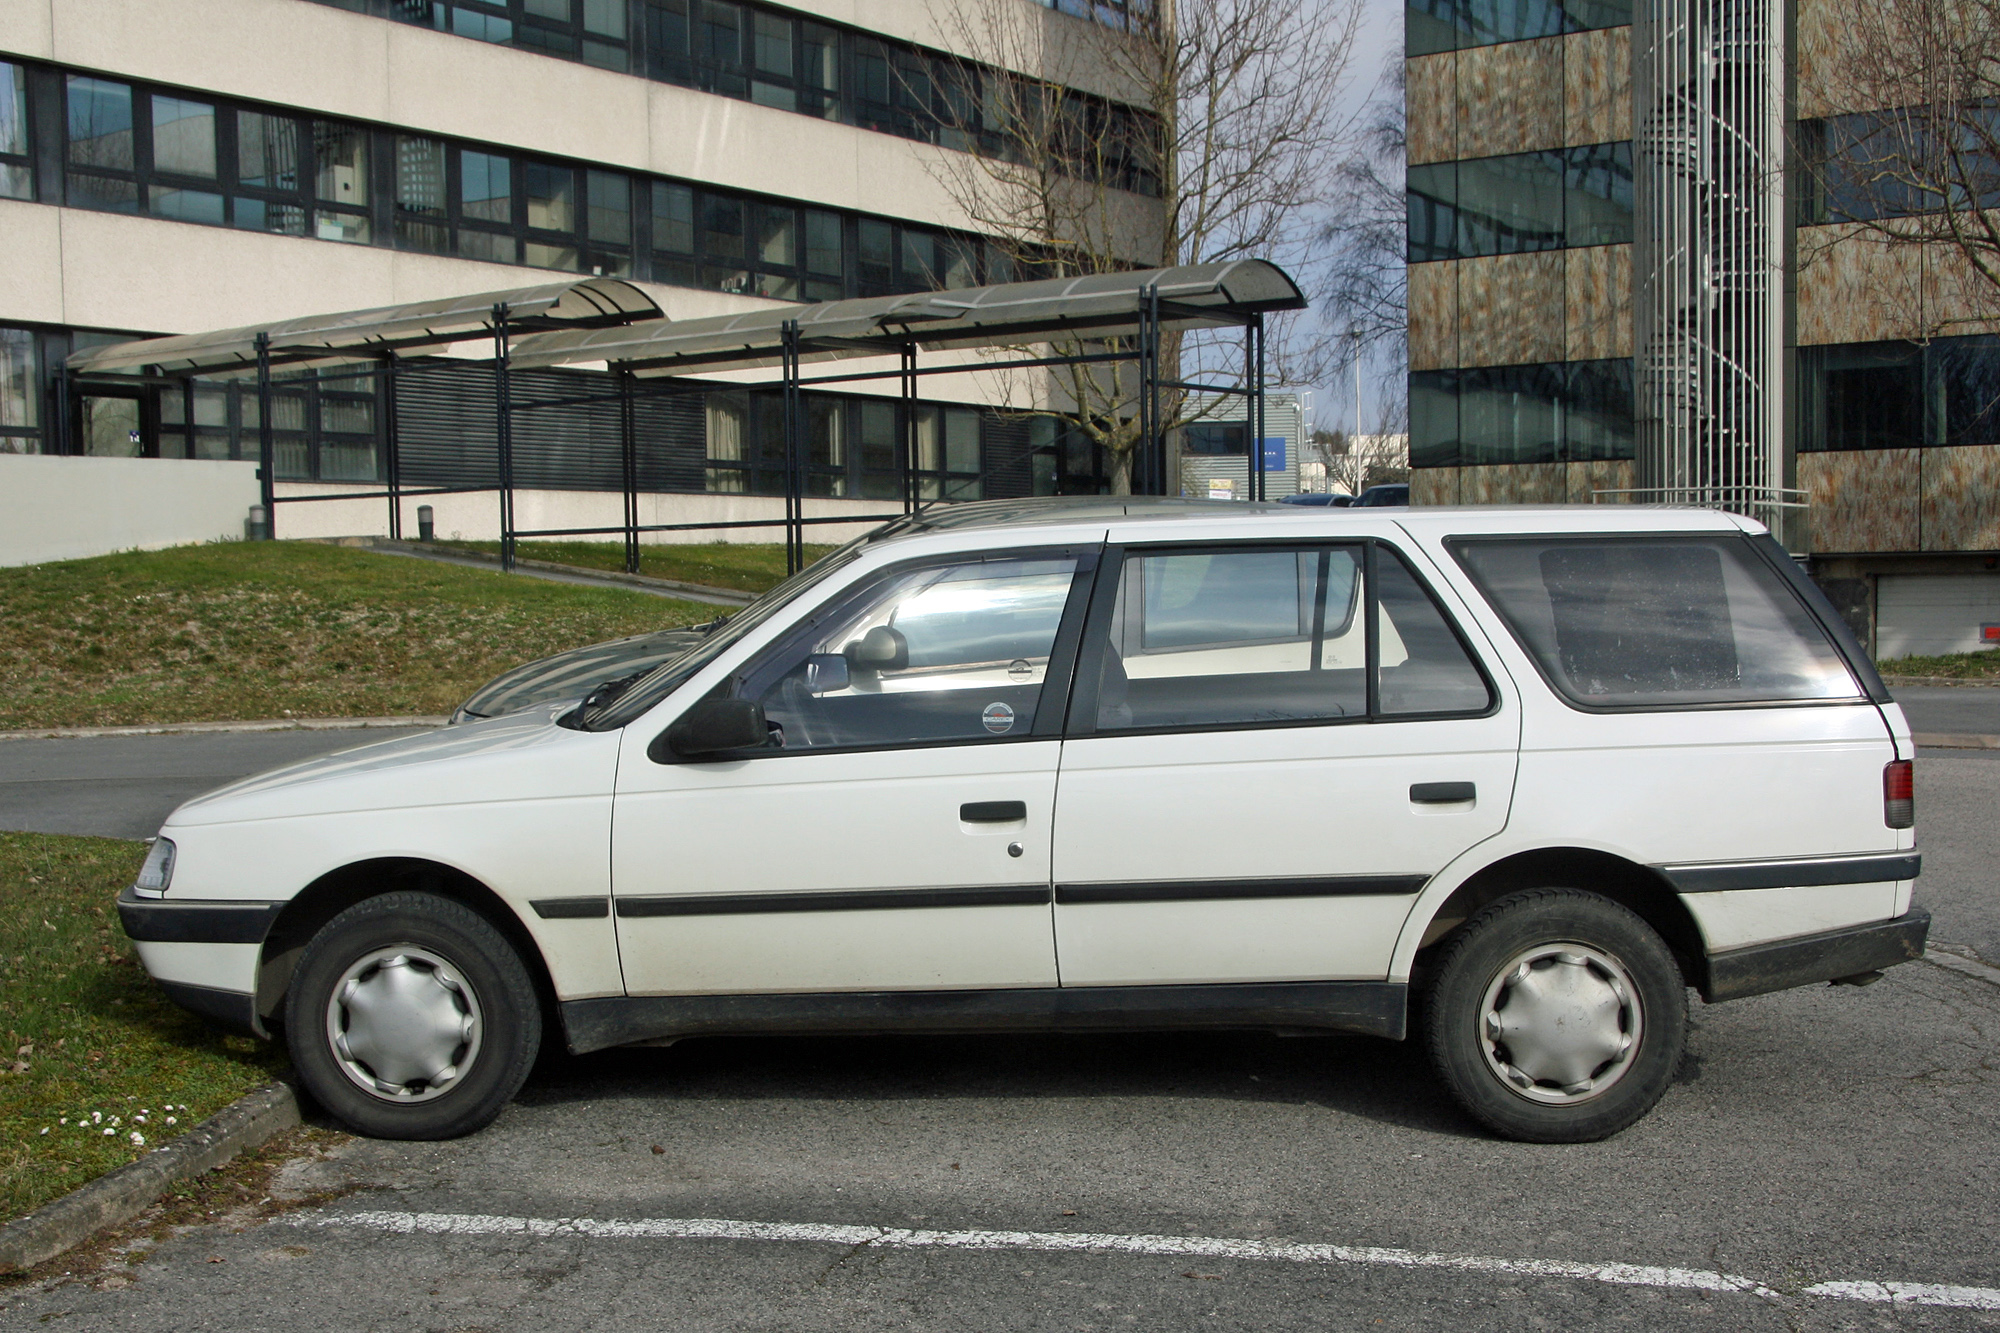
[1422,889,1687,1143]
[285,892,541,1140]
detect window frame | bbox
[1445,531,1871,714]
[1065,539,1501,740]
[678,543,1104,761]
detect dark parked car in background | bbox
[1278,492,1354,507]
[1352,483,1409,507]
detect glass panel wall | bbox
[1409,357,1634,467]
[1409,0,1631,57]
[1408,142,1633,262]
[0,62,30,201]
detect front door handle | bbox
[961,801,1027,823]
[1410,782,1476,804]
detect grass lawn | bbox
[0,541,713,730]
[436,540,835,596]
[1879,651,2000,681]
[0,833,288,1223]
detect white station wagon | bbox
[119,499,1927,1143]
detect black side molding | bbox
[117,888,283,945]
[154,980,263,1038]
[559,980,1408,1054]
[617,884,1052,917]
[1056,875,1429,905]
[1702,907,1930,1002]
[530,898,612,920]
[1410,782,1476,804]
[1665,852,1920,894]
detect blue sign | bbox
[1258,437,1287,471]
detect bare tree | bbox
[925,0,1365,492]
[1320,57,1410,370]
[1803,0,2000,331]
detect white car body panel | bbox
[125,500,1922,1049]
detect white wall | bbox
[0,453,259,566]
[1877,574,2000,659]
[273,481,901,547]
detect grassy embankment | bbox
[0,541,716,730]
[0,833,288,1223]
[435,539,834,596]
[1878,652,2000,681]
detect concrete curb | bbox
[1882,675,2000,689]
[1926,944,2000,988]
[0,717,447,742]
[1913,732,2000,750]
[310,536,757,606]
[0,1082,301,1273]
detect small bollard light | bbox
[417,504,435,542]
[247,504,270,542]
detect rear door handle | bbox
[1410,782,1476,804]
[961,801,1028,823]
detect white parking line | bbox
[311,1210,2000,1311]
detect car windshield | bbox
[568,538,867,731]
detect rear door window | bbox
[1449,535,1863,708]
[1086,543,1492,733]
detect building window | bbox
[156,371,381,480]
[304,0,1160,198]
[1409,357,1634,467]
[1794,113,1939,226]
[1408,0,1631,57]
[1796,336,2000,452]
[1184,423,1248,455]
[1,63,32,201]
[1408,143,1633,263]
[0,326,39,453]
[392,141,610,272]
[703,391,987,499]
[63,75,370,240]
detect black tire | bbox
[1421,889,1687,1143]
[284,892,541,1140]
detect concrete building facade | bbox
[0,0,1158,554]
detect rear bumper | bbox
[1701,907,1930,1002]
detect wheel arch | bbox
[1399,846,1707,989]
[255,857,557,1037]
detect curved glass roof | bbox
[507,260,1306,377]
[65,278,661,377]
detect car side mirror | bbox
[844,625,909,673]
[806,653,850,694]
[658,697,771,761]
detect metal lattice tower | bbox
[1630,0,1801,539]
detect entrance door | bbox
[74,392,151,457]
[1051,539,1518,986]
[611,548,1096,996]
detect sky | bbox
[1299,0,1407,442]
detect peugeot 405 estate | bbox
[120,499,1927,1143]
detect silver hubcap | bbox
[325,946,482,1102]
[1479,943,1642,1105]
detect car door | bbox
[611,546,1096,996]
[1050,536,1518,986]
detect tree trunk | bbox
[1109,448,1134,496]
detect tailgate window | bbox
[1450,535,1862,708]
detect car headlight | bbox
[134,837,176,895]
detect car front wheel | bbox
[285,892,541,1140]
[1422,889,1687,1143]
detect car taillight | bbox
[1884,760,1914,829]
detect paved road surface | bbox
[1897,683,2000,737]
[0,729,432,840]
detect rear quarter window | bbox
[1449,535,1863,709]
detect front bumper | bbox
[117,886,280,1038]
[1701,907,1931,1002]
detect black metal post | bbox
[493,304,515,572]
[901,343,918,514]
[1137,284,1159,496]
[382,356,401,540]
[180,379,195,461]
[620,370,640,574]
[781,319,804,575]
[255,331,275,538]
[1252,312,1267,503]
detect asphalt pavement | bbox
[0,729,433,840]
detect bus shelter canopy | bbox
[64,277,661,379]
[506,260,1306,378]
